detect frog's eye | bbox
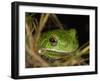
[49,37,57,46]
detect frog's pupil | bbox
[49,37,57,46]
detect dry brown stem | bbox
[25,45,49,67]
[25,21,50,67]
[34,13,50,48]
[51,14,64,29]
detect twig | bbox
[25,23,34,49]
[79,41,89,50]
[80,45,89,55]
[26,45,50,67]
[25,22,50,67]
[51,14,64,29]
[34,13,50,48]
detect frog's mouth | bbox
[38,48,77,55]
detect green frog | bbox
[38,29,79,59]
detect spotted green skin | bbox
[38,29,79,59]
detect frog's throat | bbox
[38,48,77,55]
